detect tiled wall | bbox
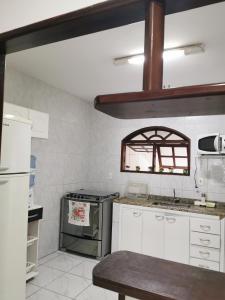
[87,108,225,203]
[4,67,91,258]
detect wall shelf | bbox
[27,236,38,247]
[95,83,225,119]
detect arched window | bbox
[121,126,190,175]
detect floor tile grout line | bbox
[72,282,93,299]
[28,286,74,299]
[30,268,68,289]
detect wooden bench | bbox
[93,251,225,300]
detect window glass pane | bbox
[174,147,187,156]
[167,134,183,141]
[160,147,173,156]
[162,157,174,166]
[125,146,153,172]
[131,134,146,141]
[151,136,162,140]
[157,131,170,138]
[143,131,155,138]
[175,158,188,167]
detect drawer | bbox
[190,232,221,249]
[190,258,220,272]
[190,245,220,262]
[190,218,220,235]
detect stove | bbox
[60,190,119,258]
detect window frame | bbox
[121,126,190,176]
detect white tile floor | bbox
[26,251,117,300]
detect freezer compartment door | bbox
[61,199,102,240]
[0,174,29,300]
[0,118,31,174]
[60,233,102,258]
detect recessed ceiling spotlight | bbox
[113,43,205,65]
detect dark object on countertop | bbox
[93,251,225,300]
[28,207,43,223]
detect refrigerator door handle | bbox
[0,167,9,171]
[0,180,9,185]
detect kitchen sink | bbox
[152,201,192,208]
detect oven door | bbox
[61,199,102,241]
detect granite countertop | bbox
[114,195,225,219]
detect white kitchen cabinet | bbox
[164,214,189,264]
[29,109,49,139]
[4,102,29,119]
[142,211,164,259]
[0,117,31,174]
[4,102,49,139]
[120,207,142,253]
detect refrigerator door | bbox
[0,174,29,300]
[0,117,31,174]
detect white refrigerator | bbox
[0,115,31,300]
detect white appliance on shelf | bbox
[0,115,31,300]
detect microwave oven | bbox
[198,134,225,155]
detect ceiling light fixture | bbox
[113,43,205,66]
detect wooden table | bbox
[93,251,225,300]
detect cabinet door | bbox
[0,118,31,173]
[29,109,49,139]
[164,215,189,264]
[142,211,164,259]
[119,207,142,253]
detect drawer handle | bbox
[200,225,211,232]
[199,251,210,258]
[133,212,142,217]
[166,217,176,224]
[200,238,210,245]
[198,264,210,269]
[155,215,164,221]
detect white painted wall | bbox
[0,0,107,33]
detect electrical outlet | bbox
[198,177,204,185]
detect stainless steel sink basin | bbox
[152,201,192,208]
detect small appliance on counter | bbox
[59,190,119,259]
[125,182,149,200]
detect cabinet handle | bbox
[0,180,9,185]
[199,251,210,258]
[200,225,211,232]
[166,217,176,224]
[133,211,142,217]
[155,215,164,221]
[198,264,210,269]
[200,238,210,245]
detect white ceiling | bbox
[6,2,225,102]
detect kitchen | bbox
[1,0,225,300]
